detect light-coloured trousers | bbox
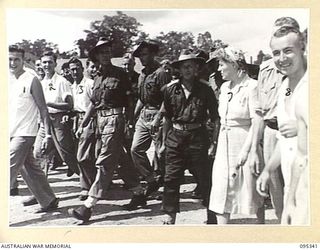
[10,136,56,208]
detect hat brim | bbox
[132,42,159,57]
[206,57,218,64]
[88,41,112,61]
[171,57,205,69]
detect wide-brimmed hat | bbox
[171,49,205,69]
[132,40,160,57]
[88,37,112,61]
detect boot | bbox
[123,194,147,210]
[22,196,38,206]
[207,209,217,224]
[68,206,92,222]
[145,181,161,197]
[162,212,176,225]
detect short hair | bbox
[9,45,25,57]
[271,26,306,51]
[274,17,300,31]
[41,50,57,62]
[86,58,94,68]
[68,57,83,69]
[61,62,70,70]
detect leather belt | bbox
[144,104,160,110]
[264,118,278,130]
[173,123,203,131]
[97,107,124,117]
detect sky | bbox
[6,8,309,61]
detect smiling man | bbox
[256,22,308,225]
[249,17,301,222]
[33,50,80,177]
[9,45,59,213]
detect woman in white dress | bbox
[208,46,264,224]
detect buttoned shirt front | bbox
[72,76,94,112]
[41,73,73,114]
[138,61,170,108]
[90,65,130,110]
[219,75,257,127]
[163,79,219,124]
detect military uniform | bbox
[161,78,219,214]
[253,59,285,219]
[131,61,170,184]
[88,65,141,199]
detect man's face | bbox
[270,32,305,76]
[35,59,44,77]
[41,55,57,76]
[95,45,112,65]
[139,48,154,66]
[123,58,135,72]
[69,62,84,82]
[86,61,97,79]
[9,52,24,76]
[179,60,198,81]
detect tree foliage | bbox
[14,39,58,58]
[76,11,144,57]
[155,31,196,61]
[197,31,214,52]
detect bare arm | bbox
[80,102,95,128]
[31,77,52,153]
[134,99,144,121]
[75,102,95,138]
[46,95,73,111]
[30,77,51,136]
[256,141,281,196]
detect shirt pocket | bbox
[145,79,158,96]
[105,78,120,90]
[98,115,116,135]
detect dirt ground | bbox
[9,164,279,227]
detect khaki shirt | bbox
[254,60,285,120]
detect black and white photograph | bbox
[7,8,309,228]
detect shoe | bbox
[145,181,161,197]
[68,206,92,222]
[79,194,88,201]
[206,209,217,224]
[22,196,38,206]
[10,188,19,196]
[66,168,75,177]
[123,194,147,211]
[35,198,59,213]
[162,213,176,225]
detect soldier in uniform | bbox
[125,40,171,210]
[68,37,144,222]
[160,49,219,224]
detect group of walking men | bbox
[9,15,308,225]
